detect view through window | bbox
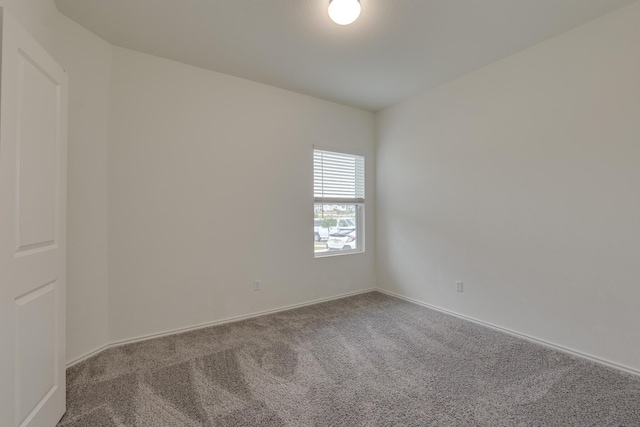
[313,149,365,256]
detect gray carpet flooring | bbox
[58,291,640,426]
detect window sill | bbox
[315,249,365,258]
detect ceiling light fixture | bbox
[328,0,361,25]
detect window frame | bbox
[313,147,365,258]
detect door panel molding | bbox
[0,8,68,427]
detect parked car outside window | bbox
[335,218,355,231]
[314,219,330,242]
[314,217,355,242]
[327,229,357,251]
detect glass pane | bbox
[314,204,358,255]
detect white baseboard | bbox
[66,288,376,368]
[68,286,640,378]
[376,288,640,377]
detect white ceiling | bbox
[55,0,635,111]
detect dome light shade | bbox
[328,0,361,25]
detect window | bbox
[313,148,365,256]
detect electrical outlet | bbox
[456,281,463,293]
[254,280,261,291]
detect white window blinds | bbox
[314,149,365,204]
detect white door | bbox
[0,9,68,427]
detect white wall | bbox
[54,14,112,363]
[376,2,640,372]
[0,0,57,55]
[107,47,376,342]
